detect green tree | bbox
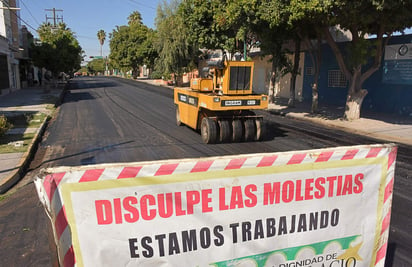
[180,0,299,104]
[128,11,143,25]
[321,1,412,120]
[155,0,198,83]
[180,0,228,51]
[180,0,254,55]
[215,0,262,57]
[281,0,328,113]
[141,28,158,70]
[258,0,312,108]
[109,11,154,78]
[221,1,294,104]
[109,25,129,73]
[31,23,82,77]
[87,58,105,74]
[97,29,106,57]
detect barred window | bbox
[306,67,314,76]
[328,70,347,88]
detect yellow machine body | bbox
[190,78,213,92]
[174,88,268,130]
[174,60,268,143]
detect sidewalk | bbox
[268,98,412,147]
[0,88,64,193]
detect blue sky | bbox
[19,0,162,61]
[18,0,412,63]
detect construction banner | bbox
[35,144,397,267]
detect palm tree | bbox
[128,11,143,25]
[97,29,106,57]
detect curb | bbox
[0,89,66,194]
[0,117,49,193]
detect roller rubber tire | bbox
[244,119,256,141]
[255,118,265,141]
[232,120,243,142]
[176,107,182,126]
[201,117,217,144]
[218,120,231,143]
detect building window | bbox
[328,70,347,88]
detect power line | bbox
[127,0,157,11]
[19,0,41,27]
[77,35,97,40]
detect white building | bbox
[0,0,22,94]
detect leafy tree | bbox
[223,0,293,104]
[180,0,299,104]
[109,25,129,73]
[321,0,412,120]
[218,0,265,58]
[31,23,82,77]
[284,0,327,111]
[140,28,158,70]
[97,29,106,57]
[258,0,312,107]
[180,0,257,56]
[128,11,143,25]
[179,0,293,102]
[78,66,88,74]
[154,0,198,83]
[180,0,230,51]
[109,11,154,78]
[87,58,105,74]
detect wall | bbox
[252,55,271,95]
[302,34,412,116]
[252,53,305,100]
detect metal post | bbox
[244,33,247,61]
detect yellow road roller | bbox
[174,57,268,144]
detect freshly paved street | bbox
[0,77,411,266]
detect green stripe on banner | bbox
[212,235,359,267]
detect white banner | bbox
[35,144,397,267]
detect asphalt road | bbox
[0,76,410,266]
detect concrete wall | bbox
[252,53,305,101]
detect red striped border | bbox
[191,160,214,173]
[117,166,142,179]
[375,146,397,266]
[79,169,105,182]
[287,153,306,165]
[257,155,278,167]
[225,158,247,170]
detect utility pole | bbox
[45,8,63,27]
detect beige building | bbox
[251,50,305,102]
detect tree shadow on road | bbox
[263,121,288,141]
